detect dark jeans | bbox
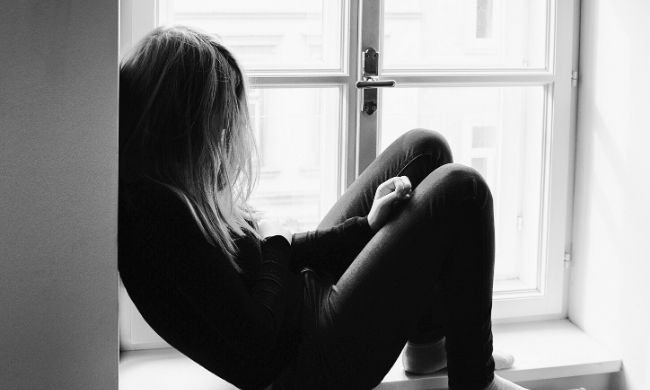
[273,129,495,390]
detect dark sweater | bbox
[118,179,374,389]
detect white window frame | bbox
[359,0,579,324]
[118,0,580,350]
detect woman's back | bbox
[118,178,304,388]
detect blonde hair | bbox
[119,25,261,273]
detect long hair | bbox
[119,25,262,273]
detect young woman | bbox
[118,26,528,390]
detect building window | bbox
[119,0,578,349]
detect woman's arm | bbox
[289,215,375,277]
[289,176,412,277]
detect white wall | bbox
[570,0,650,389]
[0,1,118,389]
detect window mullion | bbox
[344,0,361,191]
[382,72,556,86]
[356,0,383,178]
[247,75,353,86]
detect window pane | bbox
[383,0,549,70]
[159,0,345,72]
[380,86,545,287]
[248,87,341,232]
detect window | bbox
[119,0,578,349]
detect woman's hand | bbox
[257,218,293,245]
[367,176,413,232]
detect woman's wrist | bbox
[366,214,379,233]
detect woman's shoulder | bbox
[118,178,259,272]
[119,178,203,241]
[118,179,215,263]
[121,178,185,214]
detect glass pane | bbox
[159,0,345,72]
[248,87,341,232]
[383,0,549,70]
[380,86,545,285]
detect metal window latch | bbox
[356,48,396,115]
[356,79,396,89]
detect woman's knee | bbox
[400,128,453,164]
[422,163,492,209]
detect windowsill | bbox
[376,319,621,389]
[119,319,621,390]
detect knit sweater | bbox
[118,178,374,389]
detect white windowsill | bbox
[119,319,621,390]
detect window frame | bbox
[362,0,579,323]
[118,0,580,350]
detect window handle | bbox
[357,47,396,88]
[356,78,396,89]
[357,77,396,115]
[357,48,396,115]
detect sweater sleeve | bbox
[289,215,375,277]
[127,182,294,360]
[250,235,292,331]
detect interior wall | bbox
[570,0,650,389]
[0,1,118,389]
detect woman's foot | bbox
[481,374,528,390]
[402,338,515,375]
[402,337,447,374]
[493,350,515,370]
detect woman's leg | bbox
[310,163,495,390]
[317,128,453,230]
[316,128,454,343]
[278,129,496,389]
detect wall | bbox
[0,1,118,389]
[570,0,650,389]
